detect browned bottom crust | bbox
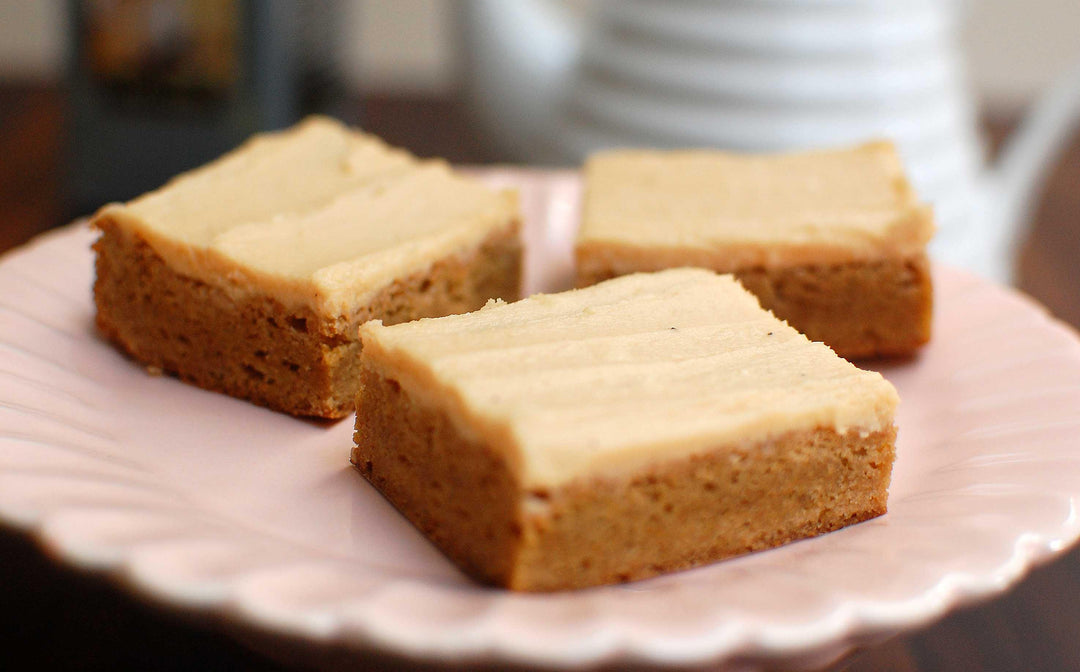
[576,252,932,360]
[93,218,521,418]
[353,365,895,592]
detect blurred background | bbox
[1,3,1080,671]
[1,0,1079,298]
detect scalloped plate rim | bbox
[1,176,1080,669]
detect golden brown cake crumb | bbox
[576,142,934,358]
[91,117,522,418]
[353,268,898,590]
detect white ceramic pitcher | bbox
[462,0,1080,284]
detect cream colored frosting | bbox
[580,141,934,270]
[359,268,899,488]
[94,116,517,316]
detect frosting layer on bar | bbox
[95,117,517,316]
[359,268,899,488]
[580,141,934,270]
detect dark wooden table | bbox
[1,84,1079,671]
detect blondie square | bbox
[353,268,898,590]
[92,117,521,417]
[577,142,934,358]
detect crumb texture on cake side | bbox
[575,141,934,358]
[577,250,933,359]
[353,268,899,590]
[94,216,520,417]
[90,117,522,417]
[354,363,895,591]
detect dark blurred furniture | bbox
[1,82,1079,671]
[65,0,349,215]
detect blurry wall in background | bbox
[0,1,64,79]
[966,0,1080,108]
[1,0,1078,110]
[343,0,456,94]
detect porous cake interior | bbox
[576,142,934,358]
[92,117,521,417]
[354,268,898,590]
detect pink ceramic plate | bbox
[1,170,1079,670]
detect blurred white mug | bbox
[462,0,1080,283]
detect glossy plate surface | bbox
[1,170,1079,670]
